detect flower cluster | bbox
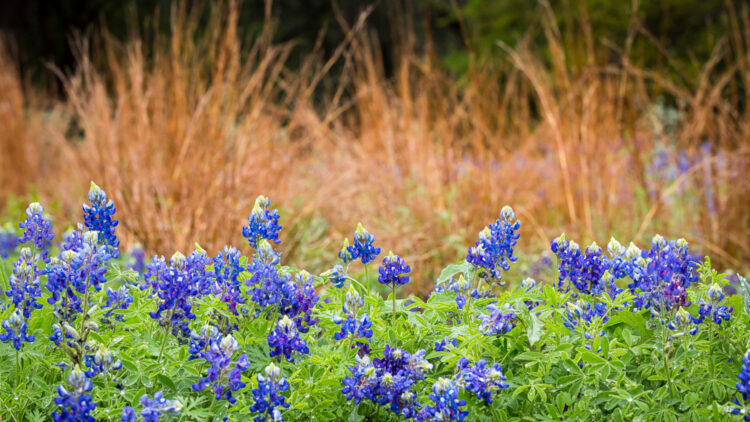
[122,391,182,422]
[0,310,35,350]
[687,283,733,334]
[82,182,120,257]
[192,334,250,404]
[84,345,122,378]
[129,243,146,274]
[563,299,609,340]
[46,231,111,324]
[466,206,520,284]
[341,345,433,419]
[267,315,309,362]
[18,202,54,261]
[478,303,518,336]
[250,363,290,422]
[101,285,133,324]
[626,235,698,317]
[243,195,282,249]
[378,252,411,286]
[6,247,43,319]
[333,288,373,355]
[434,337,458,352]
[455,358,508,404]
[420,378,468,421]
[212,246,246,317]
[730,349,750,421]
[344,223,381,264]
[322,263,347,288]
[433,275,493,312]
[551,238,610,295]
[53,366,97,422]
[144,251,200,340]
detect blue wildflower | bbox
[347,223,381,264]
[552,237,610,295]
[192,334,250,404]
[268,315,309,362]
[0,225,18,258]
[0,310,35,350]
[333,288,373,355]
[563,299,609,340]
[338,238,354,264]
[731,349,750,421]
[456,357,509,404]
[378,252,411,286]
[52,366,97,422]
[139,391,182,422]
[18,202,54,261]
[478,303,517,336]
[84,345,122,378]
[130,244,146,274]
[323,264,347,288]
[435,337,458,352]
[6,247,43,319]
[420,378,468,421]
[121,406,136,422]
[102,286,133,324]
[250,363,290,422]
[145,251,199,340]
[466,206,520,284]
[243,195,282,249]
[83,182,119,257]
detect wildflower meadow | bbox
[0,182,749,421]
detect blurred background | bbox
[0,0,747,294]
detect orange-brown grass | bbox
[1,1,748,293]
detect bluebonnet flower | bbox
[466,206,520,284]
[243,195,282,249]
[378,252,411,286]
[478,303,517,336]
[0,224,18,258]
[552,238,610,295]
[188,324,220,360]
[341,345,432,419]
[212,246,246,317]
[419,378,468,421]
[668,307,694,332]
[690,288,733,333]
[0,310,35,350]
[730,349,750,421]
[6,247,43,319]
[346,223,381,264]
[563,299,609,340]
[520,277,541,310]
[333,288,373,355]
[145,251,199,339]
[322,264,347,288]
[278,271,319,333]
[267,315,309,362]
[52,366,97,422]
[626,236,698,317]
[434,337,457,352]
[433,275,493,313]
[130,244,146,274]
[102,286,133,324]
[121,406,137,422]
[46,231,111,324]
[455,357,509,404]
[83,182,120,257]
[18,202,54,261]
[84,345,122,378]
[246,242,288,311]
[138,391,182,422]
[192,334,250,404]
[250,363,290,422]
[338,238,353,264]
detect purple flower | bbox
[346,223,381,264]
[243,195,282,249]
[0,310,35,350]
[456,358,509,404]
[419,378,467,421]
[83,182,119,257]
[52,366,97,422]
[250,363,290,422]
[478,303,517,336]
[192,334,250,404]
[139,391,182,422]
[18,202,54,262]
[466,206,520,284]
[267,315,309,362]
[378,252,411,286]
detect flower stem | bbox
[364,264,370,297]
[157,329,169,365]
[391,285,396,327]
[15,348,19,388]
[662,327,676,397]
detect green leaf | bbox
[739,274,750,313]
[436,261,474,285]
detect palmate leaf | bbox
[435,260,474,285]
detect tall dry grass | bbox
[0,0,748,292]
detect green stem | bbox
[391,285,396,327]
[662,327,676,397]
[157,329,169,365]
[15,348,19,389]
[364,264,370,297]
